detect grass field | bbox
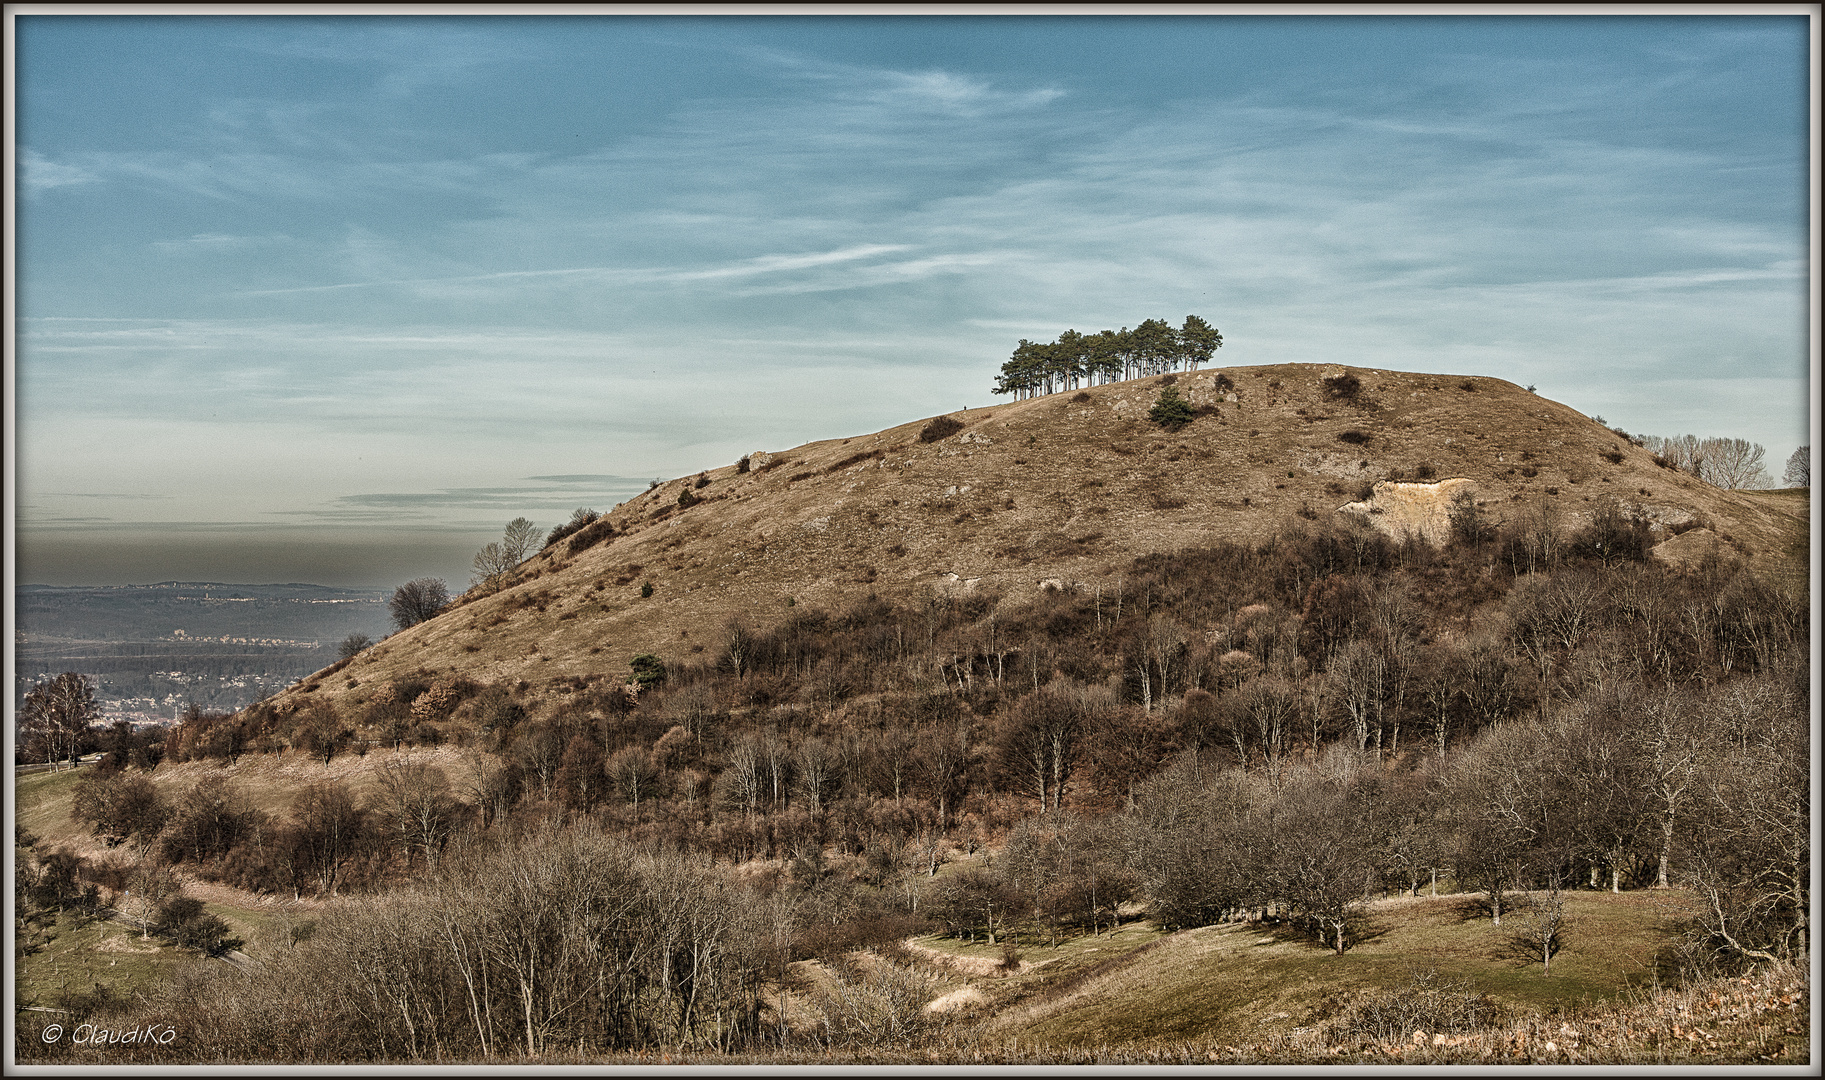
[14,766,89,848]
[14,909,212,1011]
[970,890,1700,1049]
[14,763,310,1013]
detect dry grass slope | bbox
[269,364,1807,722]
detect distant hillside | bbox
[15,582,391,643]
[273,363,1807,717]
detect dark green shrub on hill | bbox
[1148,386,1196,430]
[629,654,667,687]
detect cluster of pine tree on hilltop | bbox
[991,315,1222,399]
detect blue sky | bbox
[12,13,1814,587]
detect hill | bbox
[270,363,1806,719]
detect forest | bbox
[16,497,1810,1061]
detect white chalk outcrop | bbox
[1337,478,1477,545]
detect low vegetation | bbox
[15,499,1808,1062]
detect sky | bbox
[11,12,1816,588]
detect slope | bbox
[270,363,1807,718]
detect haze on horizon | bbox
[12,13,1814,590]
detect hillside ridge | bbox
[270,362,1806,715]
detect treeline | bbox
[1638,433,1777,491]
[992,315,1221,399]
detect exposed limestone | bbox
[1650,526,1728,570]
[1337,478,1478,545]
[1636,503,1698,537]
[934,572,982,592]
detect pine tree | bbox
[1149,386,1196,430]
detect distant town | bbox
[13,581,392,721]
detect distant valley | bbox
[13,582,392,719]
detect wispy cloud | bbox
[234,243,918,296]
[20,148,101,193]
[16,19,1809,582]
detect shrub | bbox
[630,654,667,687]
[736,455,751,474]
[1213,372,1235,391]
[544,508,599,549]
[1337,430,1371,445]
[1148,386,1196,430]
[1447,490,1492,545]
[566,515,617,554]
[919,415,966,443]
[154,895,243,955]
[338,633,372,660]
[1322,372,1362,400]
[677,487,700,509]
[1071,390,1091,402]
[809,956,951,1050]
[1570,495,1651,565]
[1328,969,1505,1045]
[826,449,886,473]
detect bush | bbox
[629,654,667,687]
[566,515,617,554]
[1447,490,1492,545]
[1570,496,1651,565]
[809,957,951,1050]
[1148,386,1196,431]
[1337,430,1371,445]
[544,508,599,549]
[1328,969,1505,1045]
[1322,372,1362,400]
[154,895,244,955]
[338,633,372,660]
[919,415,965,443]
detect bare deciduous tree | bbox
[1701,437,1768,489]
[1781,445,1809,487]
[389,577,449,629]
[19,672,98,768]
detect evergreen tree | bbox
[1178,314,1223,369]
[1149,385,1196,430]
